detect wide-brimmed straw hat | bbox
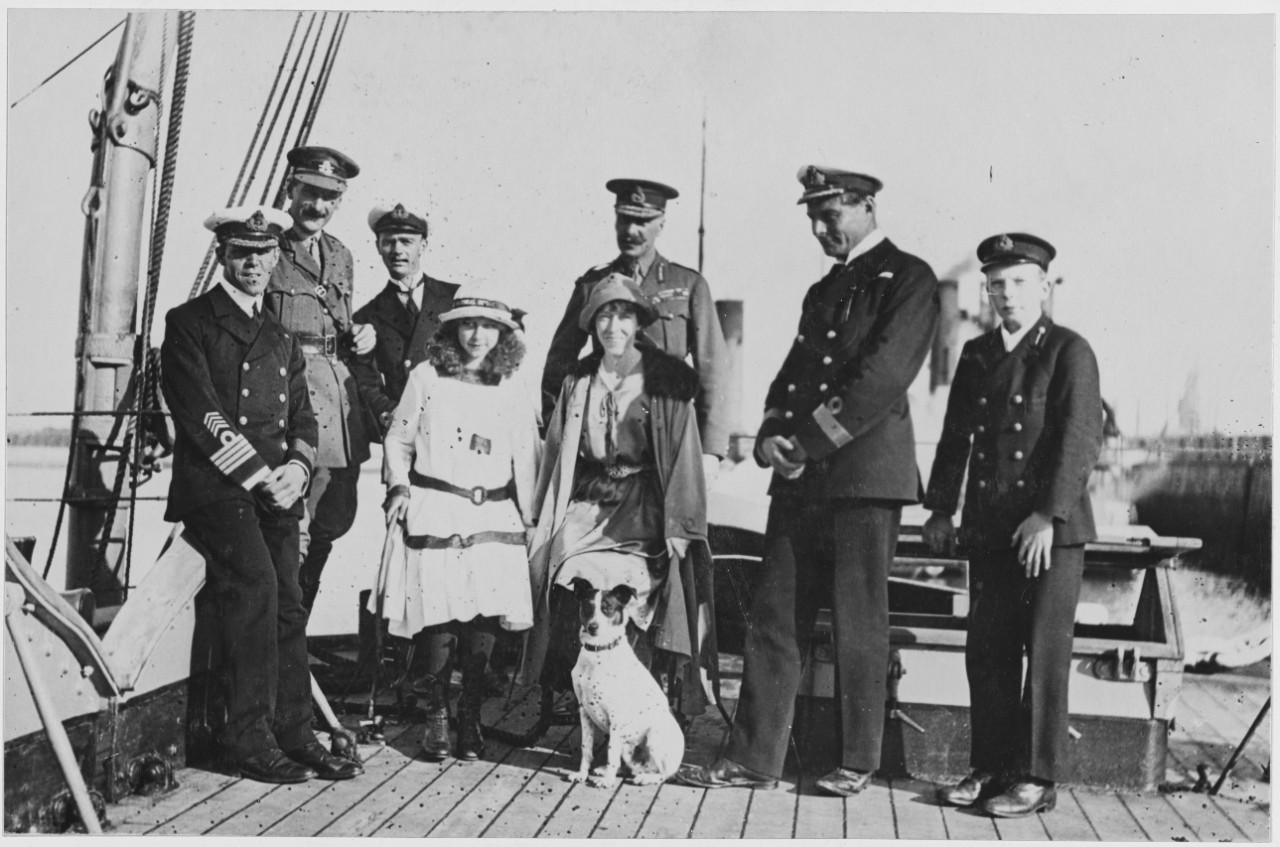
[577,273,659,332]
[438,284,523,331]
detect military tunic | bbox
[160,284,319,759]
[726,235,939,778]
[924,314,1104,782]
[541,252,731,457]
[352,274,460,433]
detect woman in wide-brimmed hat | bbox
[523,273,718,722]
[380,286,539,763]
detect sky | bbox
[5,5,1275,438]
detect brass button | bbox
[785,411,794,419]
[279,367,287,377]
[1013,422,1023,432]
[279,393,287,403]
[819,383,828,392]
[1013,394,1024,404]
[1013,450,1024,460]
[797,334,805,343]
[977,452,986,460]
[241,388,250,397]
[978,397,987,406]
[978,480,987,489]
[238,416,248,425]
[822,356,832,365]
[976,425,986,434]
[826,330,836,339]
[404,359,411,369]
[242,363,250,372]
[787,384,796,392]
[278,419,286,429]
[281,441,288,451]
[1016,480,1026,488]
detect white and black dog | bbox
[567,577,684,788]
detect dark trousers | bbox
[966,545,1084,782]
[726,497,900,777]
[184,499,315,760]
[298,464,361,612]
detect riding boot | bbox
[456,657,487,762]
[418,674,452,761]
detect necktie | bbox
[252,302,263,325]
[405,287,420,319]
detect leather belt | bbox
[404,530,527,550]
[297,333,338,357]
[409,469,513,505]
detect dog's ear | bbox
[609,584,637,607]
[570,577,596,598]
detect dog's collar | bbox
[581,635,625,653]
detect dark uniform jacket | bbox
[265,230,371,467]
[351,274,459,435]
[541,252,731,457]
[923,315,1103,550]
[161,284,318,521]
[756,236,939,501]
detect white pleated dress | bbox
[378,364,540,638]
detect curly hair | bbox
[426,323,526,385]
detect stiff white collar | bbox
[843,228,886,265]
[1001,321,1036,352]
[219,278,263,318]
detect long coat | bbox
[541,253,731,457]
[522,347,719,716]
[757,236,939,501]
[351,274,460,433]
[924,315,1104,550]
[161,284,318,521]
[265,230,371,467]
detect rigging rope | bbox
[262,12,329,207]
[9,18,126,110]
[275,11,349,208]
[187,12,305,300]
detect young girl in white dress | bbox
[381,289,539,761]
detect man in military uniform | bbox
[265,145,377,614]
[679,166,939,796]
[161,206,361,784]
[351,203,459,433]
[541,178,730,474]
[923,233,1103,818]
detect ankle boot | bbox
[456,662,487,762]
[417,674,451,761]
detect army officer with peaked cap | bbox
[265,145,377,614]
[351,202,459,435]
[540,178,731,478]
[679,166,939,796]
[161,206,361,783]
[923,233,1102,818]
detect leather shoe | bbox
[939,771,996,807]
[815,767,874,797]
[982,780,1056,818]
[236,748,316,784]
[286,740,363,780]
[675,758,778,790]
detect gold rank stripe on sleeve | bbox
[812,401,854,449]
[211,435,270,489]
[289,438,317,468]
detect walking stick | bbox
[1210,696,1270,795]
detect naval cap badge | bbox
[630,186,647,205]
[996,234,1015,253]
[246,210,268,232]
[316,159,337,176]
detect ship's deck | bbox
[104,660,1270,840]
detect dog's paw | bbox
[587,773,618,789]
[631,772,670,786]
[566,769,590,783]
[590,764,613,777]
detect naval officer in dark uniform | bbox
[541,178,731,476]
[352,202,460,434]
[265,146,377,614]
[923,233,1103,817]
[679,166,939,796]
[161,206,361,783]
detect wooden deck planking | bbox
[1118,792,1198,842]
[991,807,1052,841]
[479,728,579,838]
[1209,795,1272,842]
[843,777,898,841]
[320,755,453,836]
[940,805,1001,841]
[204,779,332,836]
[107,767,238,832]
[889,778,948,840]
[1161,789,1254,842]
[537,779,623,838]
[1071,789,1150,841]
[143,777,272,836]
[590,780,661,839]
[1180,679,1272,764]
[739,784,798,838]
[794,774,846,839]
[687,782,752,839]
[1037,788,1099,841]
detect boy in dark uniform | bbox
[679,166,939,797]
[264,145,376,613]
[351,202,459,433]
[541,178,730,474]
[923,233,1103,817]
[161,206,361,784]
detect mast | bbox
[66,12,176,604]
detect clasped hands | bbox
[758,435,808,480]
[258,463,307,510]
[923,510,1055,577]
